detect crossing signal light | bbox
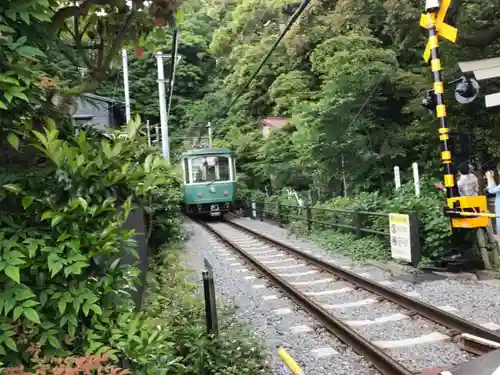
[421,76,480,111]
[454,76,480,104]
[422,89,437,110]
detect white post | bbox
[207,121,212,147]
[341,154,347,196]
[146,120,151,146]
[412,162,420,197]
[156,52,169,162]
[122,49,131,123]
[155,123,160,146]
[394,166,401,191]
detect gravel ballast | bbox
[183,220,379,375]
[217,216,500,371]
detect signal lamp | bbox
[422,89,437,111]
[453,76,480,104]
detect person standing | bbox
[486,164,500,234]
[457,162,478,196]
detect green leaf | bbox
[4,337,17,352]
[2,184,21,194]
[41,210,56,221]
[13,306,23,321]
[0,100,7,110]
[90,304,102,315]
[22,196,34,209]
[7,133,19,150]
[16,45,45,58]
[58,299,66,314]
[51,215,64,227]
[4,266,20,283]
[47,336,60,349]
[23,308,40,324]
[14,289,35,301]
[27,242,38,258]
[39,291,48,307]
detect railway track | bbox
[194,217,500,375]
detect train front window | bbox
[191,156,231,183]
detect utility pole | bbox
[122,49,131,123]
[164,30,181,160]
[156,51,169,161]
[207,121,212,147]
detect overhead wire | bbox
[165,28,179,130]
[224,0,311,114]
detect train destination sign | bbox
[389,213,420,266]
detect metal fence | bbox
[246,200,391,241]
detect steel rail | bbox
[225,218,500,344]
[199,220,414,375]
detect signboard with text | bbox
[389,213,420,266]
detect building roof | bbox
[260,116,291,130]
[82,93,125,104]
[181,147,234,157]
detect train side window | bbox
[183,158,189,183]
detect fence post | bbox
[251,200,256,219]
[202,259,219,337]
[353,211,362,238]
[278,202,283,227]
[306,205,312,232]
[259,200,264,221]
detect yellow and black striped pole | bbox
[424,8,457,199]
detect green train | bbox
[181,147,237,217]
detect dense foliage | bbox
[160,0,500,196]
[0,1,272,373]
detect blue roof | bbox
[181,147,233,157]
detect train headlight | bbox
[197,192,203,197]
[224,191,228,196]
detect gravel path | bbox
[183,220,379,375]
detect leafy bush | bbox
[143,243,272,375]
[0,118,183,368]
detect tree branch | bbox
[459,23,500,48]
[100,10,136,72]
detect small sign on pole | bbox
[394,166,401,191]
[389,213,420,266]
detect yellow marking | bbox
[420,1,458,62]
[389,213,409,225]
[441,151,451,161]
[436,104,446,118]
[434,82,444,94]
[429,36,439,49]
[444,174,454,187]
[431,59,441,72]
[438,127,448,134]
[447,196,489,229]
[278,347,304,375]
[439,134,449,140]
[443,160,451,164]
[439,23,458,43]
